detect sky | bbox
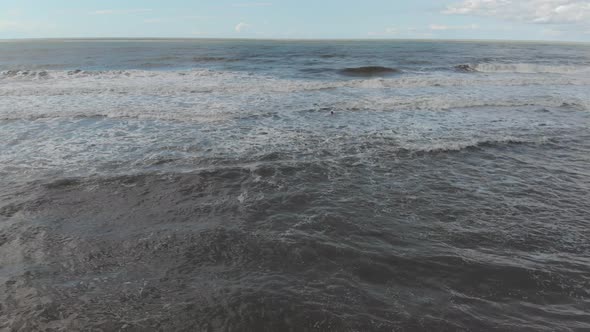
[1,0,589,42]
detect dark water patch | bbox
[192,56,239,63]
[253,164,276,178]
[257,151,289,162]
[454,64,477,72]
[148,56,181,61]
[2,146,590,330]
[44,178,82,189]
[146,157,179,167]
[0,203,25,218]
[318,54,342,58]
[560,102,587,110]
[338,66,401,77]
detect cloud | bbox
[232,2,272,7]
[0,19,47,33]
[143,15,214,24]
[235,22,251,32]
[143,18,166,24]
[0,18,59,38]
[183,15,215,20]
[443,0,590,24]
[429,24,479,31]
[0,20,21,31]
[542,27,564,37]
[91,9,153,15]
[0,8,50,35]
[369,24,479,37]
[368,27,434,38]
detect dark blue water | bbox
[1,39,589,76]
[1,39,590,331]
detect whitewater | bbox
[1,39,589,331]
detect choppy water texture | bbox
[1,39,590,331]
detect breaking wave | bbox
[2,40,590,332]
[402,136,550,154]
[455,63,590,74]
[2,69,589,91]
[1,68,589,122]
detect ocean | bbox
[1,39,589,331]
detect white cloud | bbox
[0,8,48,35]
[143,15,213,24]
[429,24,450,31]
[143,18,166,24]
[385,27,401,34]
[235,22,251,32]
[368,27,434,38]
[367,27,403,35]
[0,20,21,31]
[0,17,60,38]
[542,27,564,37]
[232,2,272,7]
[429,24,479,31]
[369,24,478,37]
[183,15,215,20]
[443,0,590,24]
[0,19,47,33]
[91,9,152,15]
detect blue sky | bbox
[1,0,589,41]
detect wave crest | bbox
[455,63,590,74]
[0,70,52,79]
[403,137,549,154]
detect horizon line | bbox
[1,37,589,45]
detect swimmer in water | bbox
[330,110,334,115]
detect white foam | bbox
[1,98,585,183]
[471,63,590,74]
[401,136,547,153]
[1,69,589,122]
